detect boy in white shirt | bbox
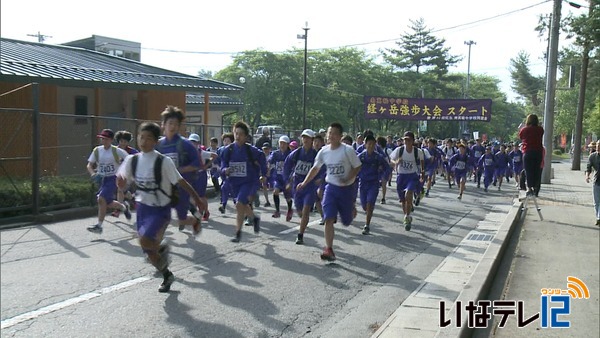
[117,122,204,293]
[390,131,425,230]
[86,129,130,233]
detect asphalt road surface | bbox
[1,179,516,338]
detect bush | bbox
[553,149,563,155]
[0,176,95,217]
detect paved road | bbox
[1,178,517,338]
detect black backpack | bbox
[131,154,179,207]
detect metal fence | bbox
[0,104,227,219]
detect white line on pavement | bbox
[278,219,321,235]
[1,276,151,330]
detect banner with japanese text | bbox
[364,96,492,122]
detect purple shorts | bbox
[359,180,379,210]
[495,167,507,177]
[396,173,419,201]
[322,183,354,226]
[273,177,291,198]
[98,175,117,204]
[454,170,467,184]
[136,203,171,241]
[231,180,260,205]
[293,184,317,212]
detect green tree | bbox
[509,51,545,110]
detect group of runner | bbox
[85,108,524,292]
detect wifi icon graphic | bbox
[566,276,590,299]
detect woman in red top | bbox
[518,114,544,196]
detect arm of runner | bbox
[297,163,322,191]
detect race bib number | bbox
[275,161,284,174]
[399,161,414,171]
[229,161,247,177]
[474,151,482,158]
[294,161,311,176]
[484,158,493,166]
[327,163,345,177]
[455,161,466,170]
[514,157,521,162]
[98,163,116,175]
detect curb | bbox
[436,198,523,337]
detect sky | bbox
[0,0,587,101]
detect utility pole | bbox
[541,0,562,184]
[297,22,309,129]
[571,2,593,171]
[463,40,476,140]
[27,31,52,43]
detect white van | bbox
[253,125,285,147]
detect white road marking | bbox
[1,276,150,329]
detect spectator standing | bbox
[518,114,544,196]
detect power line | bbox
[140,1,552,56]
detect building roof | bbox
[0,37,242,93]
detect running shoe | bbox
[158,272,175,293]
[87,224,103,234]
[244,217,251,226]
[319,218,325,225]
[231,231,241,243]
[425,191,429,197]
[264,201,272,207]
[253,216,261,234]
[320,247,336,261]
[202,210,210,222]
[286,209,293,222]
[484,187,488,192]
[192,218,202,236]
[498,186,501,191]
[457,194,462,200]
[218,205,225,214]
[272,211,281,218]
[403,216,412,231]
[111,210,121,218]
[381,198,386,205]
[123,202,132,221]
[414,194,421,206]
[295,233,304,245]
[179,223,185,231]
[362,225,370,235]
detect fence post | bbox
[32,83,40,215]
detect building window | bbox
[75,96,88,116]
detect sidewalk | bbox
[372,161,599,337]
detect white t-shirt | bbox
[118,150,183,207]
[390,146,424,175]
[313,143,362,186]
[87,146,128,177]
[199,150,214,172]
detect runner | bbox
[449,143,471,200]
[284,129,321,244]
[390,131,425,231]
[470,138,486,188]
[357,135,390,234]
[377,136,393,204]
[156,106,201,235]
[494,144,510,191]
[509,143,524,188]
[313,133,326,224]
[217,132,234,214]
[86,129,131,233]
[116,122,204,292]
[188,133,217,222]
[297,122,362,261]
[269,136,293,221]
[424,138,442,197]
[261,142,273,208]
[220,121,267,242]
[441,138,458,188]
[112,130,139,217]
[478,146,497,192]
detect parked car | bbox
[253,125,286,147]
